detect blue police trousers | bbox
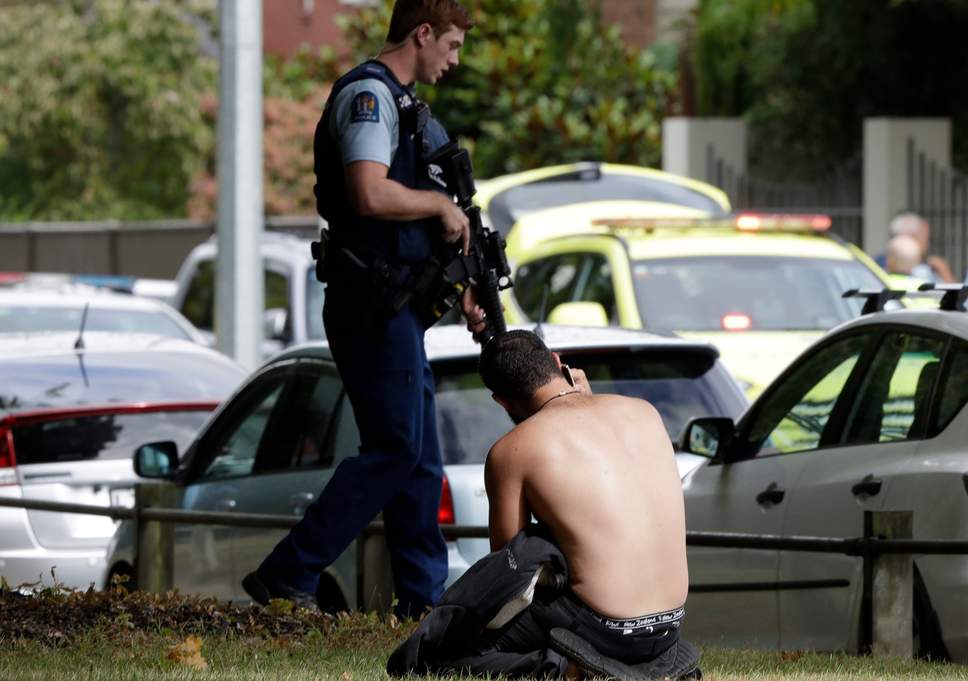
[257,287,448,616]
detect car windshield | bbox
[632,256,885,332]
[306,266,326,340]
[487,171,727,236]
[433,349,744,465]
[0,305,190,340]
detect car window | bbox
[198,372,288,480]
[744,333,871,456]
[632,256,886,332]
[514,254,584,320]
[433,349,743,465]
[933,340,968,435]
[251,364,343,472]
[181,260,215,330]
[841,332,945,444]
[487,171,727,236]
[574,255,618,323]
[1,351,243,411]
[12,411,210,465]
[306,265,326,340]
[180,259,291,333]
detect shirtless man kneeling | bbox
[479,330,692,674]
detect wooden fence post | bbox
[863,510,914,658]
[357,517,394,613]
[135,483,177,594]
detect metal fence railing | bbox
[907,138,968,282]
[706,145,865,248]
[2,490,966,659]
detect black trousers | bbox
[442,591,682,679]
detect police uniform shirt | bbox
[328,79,399,167]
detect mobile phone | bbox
[561,364,575,387]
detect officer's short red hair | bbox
[387,0,474,43]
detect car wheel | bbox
[913,567,949,660]
[315,574,349,614]
[107,563,137,593]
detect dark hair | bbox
[478,331,560,400]
[386,0,473,44]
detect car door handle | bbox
[290,492,315,505]
[851,476,883,498]
[756,483,785,507]
[214,499,237,511]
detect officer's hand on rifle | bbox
[437,194,471,253]
[460,286,487,338]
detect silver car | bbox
[0,332,244,590]
[105,324,746,607]
[679,304,968,661]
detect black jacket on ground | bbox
[387,526,568,676]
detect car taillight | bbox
[438,475,455,525]
[721,313,752,331]
[0,425,17,486]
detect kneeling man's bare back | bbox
[481,331,688,620]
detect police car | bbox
[678,285,968,662]
[474,162,732,237]
[502,205,893,397]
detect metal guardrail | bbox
[0,497,490,538]
[2,493,966,658]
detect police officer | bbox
[242,0,484,618]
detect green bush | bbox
[688,0,968,177]
[0,0,216,221]
[330,0,678,178]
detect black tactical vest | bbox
[314,60,448,266]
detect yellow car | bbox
[474,162,732,236]
[502,206,893,398]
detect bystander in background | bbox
[875,212,956,283]
[884,233,928,289]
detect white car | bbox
[0,284,208,345]
[0,333,245,590]
[171,232,323,356]
[104,324,746,607]
[678,292,968,661]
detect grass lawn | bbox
[1,586,966,680]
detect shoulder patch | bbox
[350,90,380,123]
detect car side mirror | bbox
[679,417,735,460]
[263,308,289,342]
[547,302,609,327]
[134,441,179,479]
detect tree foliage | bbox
[0,0,217,221]
[328,0,677,177]
[687,0,968,177]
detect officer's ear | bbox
[413,22,434,47]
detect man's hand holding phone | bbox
[561,364,592,394]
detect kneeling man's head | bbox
[479,330,572,424]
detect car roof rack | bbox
[842,288,905,315]
[917,282,968,312]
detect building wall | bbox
[263,0,363,59]
[262,0,698,59]
[598,0,656,49]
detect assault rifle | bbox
[391,141,513,343]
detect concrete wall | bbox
[662,117,747,184]
[863,118,951,256]
[0,218,317,279]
